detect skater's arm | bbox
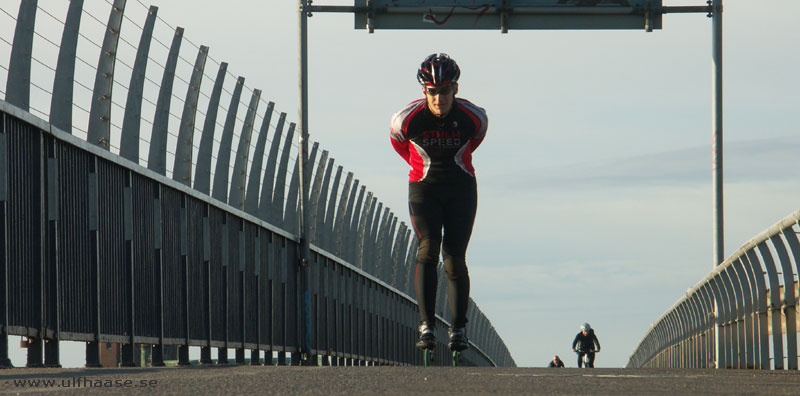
[390,103,420,163]
[390,136,411,163]
[593,334,601,351]
[457,99,488,152]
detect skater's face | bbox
[423,83,458,118]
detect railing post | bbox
[200,204,213,364]
[120,171,135,367]
[0,113,11,369]
[193,63,228,195]
[179,195,190,366]
[50,0,84,134]
[236,221,246,365]
[152,185,165,367]
[709,275,727,369]
[778,227,800,370]
[85,156,101,367]
[719,269,739,368]
[173,46,210,187]
[43,137,60,367]
[87,0,126,150]
[756,241,784,369]
[119,6,158,164]
[147,27,184,175]
[743,250,770,369]
[730,259,754,369]
[5,0,37,112]
[251,228,262,366]
[218,214,229,364]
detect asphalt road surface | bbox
[2,366,799,395]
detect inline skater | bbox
[572,323,601,368]
[548,355,565,368]
[390,53,488,354]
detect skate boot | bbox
[416,322,436,350]
[448,327,469,352]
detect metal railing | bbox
[0,0,514,368]
[628,211,800,370]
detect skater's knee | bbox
[417,238,441,263]
[443,256,468,280]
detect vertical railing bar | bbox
[120,170,135,366]
[244,103,274,216]
[228,90,261,210]
[179,194,190,365]
[756,241,785,369]
[0,112,11,368]
[50,0,84,134]
[119,5,157,163]
[200,203,212,364]
[172,46,210,187]
[85,155,100,367]
[321,162,340,251]
[147,27,184,175]
[193,63,228,195]
[211,77,245,203]
[258,113,286,222]
[5,0,37,112]
[44,137,60,367]
[777,227,800,369]
[152,184,164,366]
[86,0,126,150]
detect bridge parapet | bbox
[628,211,800,370]
[0,1,515,368]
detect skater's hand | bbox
[572,348,576,353]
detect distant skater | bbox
[549,355,565,368]
[390,53,488,352]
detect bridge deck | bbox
[2,366,798,395]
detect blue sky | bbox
[1,0,799,368]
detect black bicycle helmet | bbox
[417,53,460,88]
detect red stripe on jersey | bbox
[456,101,484,176]
[408,143,426,182]
[457,101,484,138]
[402,100,426,134]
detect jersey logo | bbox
[422,130,463,147]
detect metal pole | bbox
[710,0,724,369]
[298,0,312,364]
[712,0,723,267]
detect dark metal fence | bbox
[0,0,514,368]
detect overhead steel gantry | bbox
[293,0,724,364]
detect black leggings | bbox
[578,352,596,368]
[409,178,477,329]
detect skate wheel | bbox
[452,350,461,367]
[423,349,434,367]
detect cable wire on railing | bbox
[0,4,17,22]
[16,67,307,193]
[24,83,344,209]
[29,105,50,120]
[19,52,220,167]
[36,5,65,26]
[115,2,287,133]
[2,1,305,186]
[67,16,235,143]
[132,0,204,66]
